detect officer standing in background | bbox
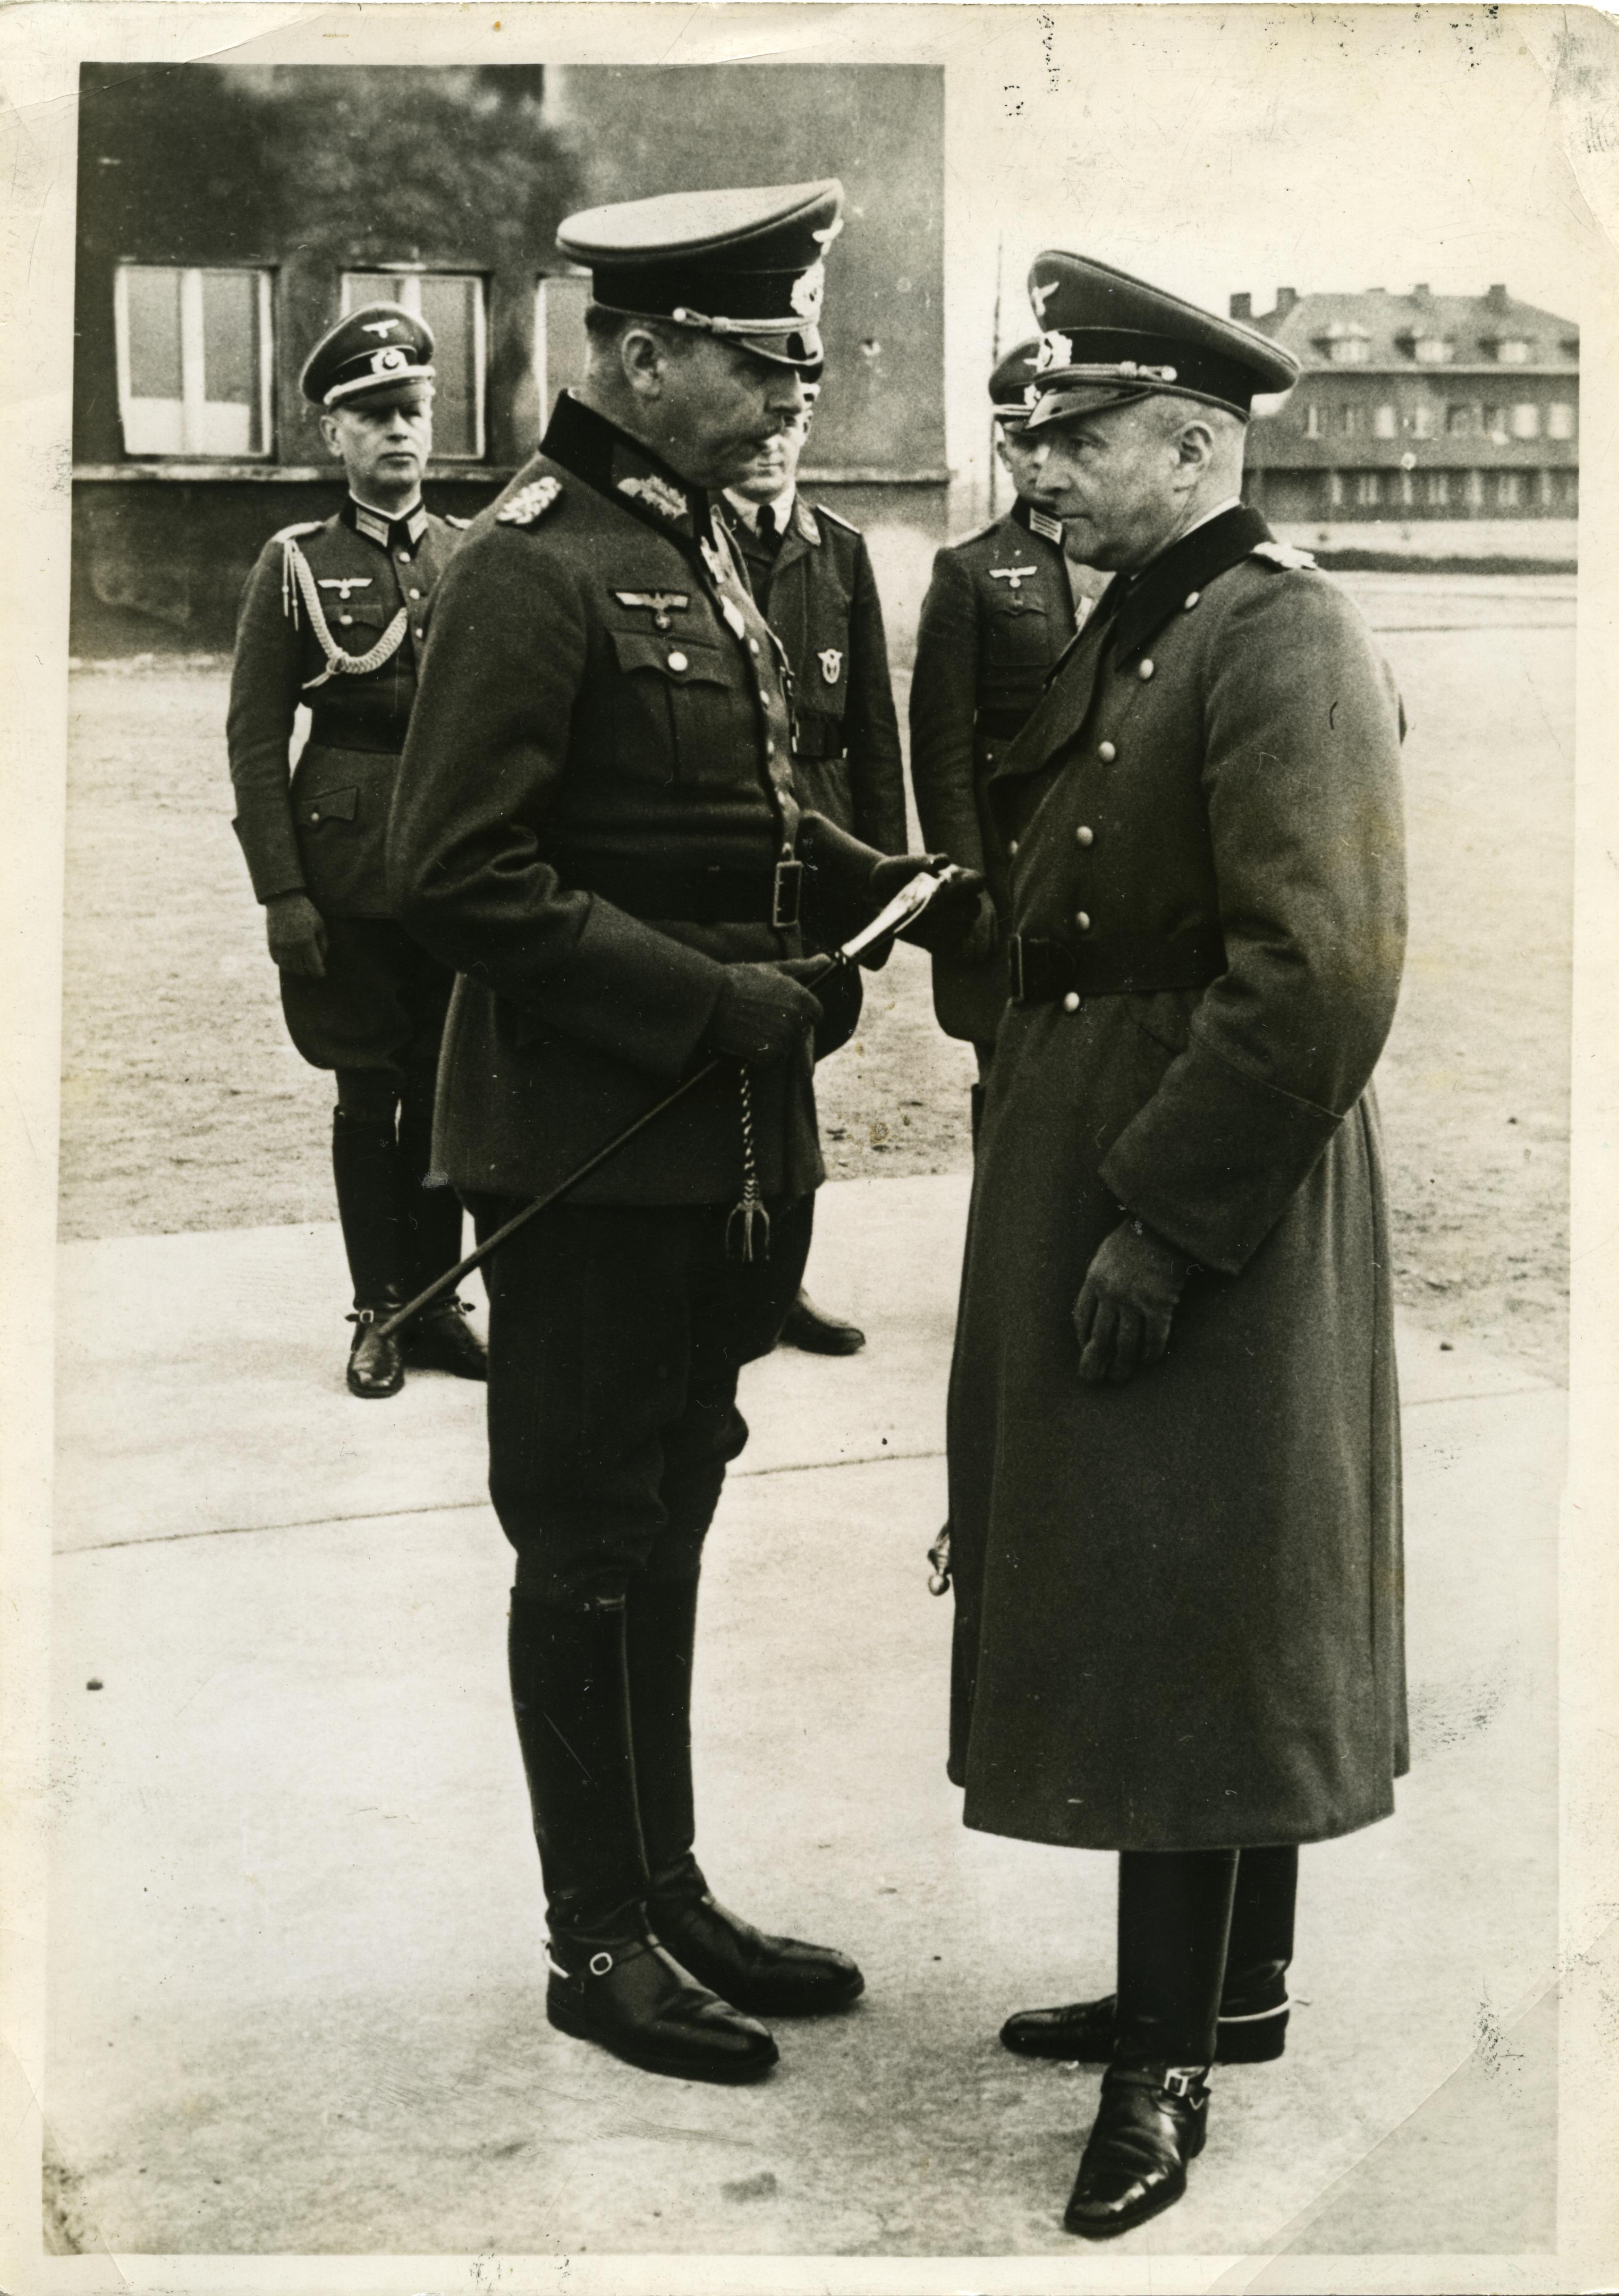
[909,339,1089,1077]
[387,182,979,2088]
[226,305,486,1399]
[721,386,908,1355]
[945,253,1408,2239]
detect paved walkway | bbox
[45,1176,1562,2264]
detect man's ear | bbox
[1175,417,1217,477]
[318,411,342,459]
[619,326,668,402]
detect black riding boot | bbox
[331,1107,405,1398]
[507,1591,777,2085]
[1002,1841,1298,2065]
[394,1065,486,1380]
[628,1576,864,2017]
[1063,1848,1238,2240]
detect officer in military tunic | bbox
[227,304,485,1399]
[909,339,1092,1073]
[387,182,979,2088]
[944,254,1408,2237]
[720,388,908,1354]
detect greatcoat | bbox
[946,504,1410,1853]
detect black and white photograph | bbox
[2,4,1618,2290]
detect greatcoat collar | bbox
[1106,502,1270,665]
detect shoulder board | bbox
[444,514,472,530]
[496,475,564,528]
[812,501,860,535]
[950,519,1000,550]
[1249,539,1318,572]
[272,521,323,546]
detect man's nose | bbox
[766,370,809,419]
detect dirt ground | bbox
[57,570,1572,1381]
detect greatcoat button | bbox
[1075,825,1095,847]
[409,586,422,600]
[1098,740,1117,762]
[1008,839,1019,857]
[1075,911,1091,931]
[1184,591,1200,609]
[1062,991,1081,1012]
[667,651,689,671]
[1138,658,1155,680]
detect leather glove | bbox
[266,890,328,979]
[868,855,988,955]
[705,961,824,1063]
[961,888,1000,967]
[1072,1215,1193,1385]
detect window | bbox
[1446,404,1474,436]
[1374,404,1397,439]
[1426,471,1451,507]
[1412,401,1436,439]
[535,271,592,416]
[1340,403,1362,436]
[1496,471,1522,508]
[1510,403,1540,440]
[1355,472,1381,507]
[1412,335,1454,364]
[1494,338,1531,364]
[1548,401,1575,440]
[1465,470,1485,507]
[342,272,486,458]
[1398,470,1415,506]
[1328,471,1345,508]
[1482,405,1509,444]
[1328,336,1370,364]
[1303,401,1321,438]
[114,265,273,457]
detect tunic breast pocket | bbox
[607,629,749,788]
[324,593,396,656]
[984,598,1054,667]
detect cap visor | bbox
[325,368,436,410]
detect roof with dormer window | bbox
[1241,286,1577,372]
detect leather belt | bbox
[562,858,803,930]
[976,705,1034,739]
[1008,924,1226,1003]
[305,727,402,757]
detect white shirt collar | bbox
[724,483,796,537]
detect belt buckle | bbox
[1007,934,1027,1002]
[772,858,804,930]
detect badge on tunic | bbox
[719,595,748,640]
[613,590,690,631]
[318,576,373,600]
[617,472,687,523]
[497,475,562,526]
[818,648,843,684]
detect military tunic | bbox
[909,496,1078,1045]
[946,505,1410,1852]
[227,497,461,1070]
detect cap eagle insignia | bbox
[361,318,402,339]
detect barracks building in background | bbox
[70,62,946,655]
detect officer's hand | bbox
[266,891,328,979]
[962,889,1000,966]
[1072,1216,1193,1385]
[706,962,824,1064]
[867,855,987,955]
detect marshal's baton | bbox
[371,866,962,1342]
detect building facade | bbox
[1240,285,1578,534]
[70,62,946,654]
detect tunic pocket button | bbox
[1075,825,1094,847]
[1008,839,1019,857]
[1074,911,1091,931]
[1098,741,1116,762]
[1138,658,1155,681]
[340,614,354,626]
[667,651,689,671]
[1062,991,1081,1012]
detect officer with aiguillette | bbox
[719,384,909,1354]
[226,304,486,1398]
[944,253,1408,2238]
[909,338,1091,1084]
[387,181,979,2086]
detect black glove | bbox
[705,961,824,1063]
[1072,1215,1193,1385]
[266,890,328,979]
[867,855,987,956]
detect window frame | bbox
[339,268,489,461]
[113,262,275,461]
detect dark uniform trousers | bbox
[227,497,465,1305]
[909,495,1078,1077]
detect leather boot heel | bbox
[546,1936,778,2085]
[1063,2063,1210,2240]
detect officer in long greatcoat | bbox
[720,389,908,1354]
[909,341,1088,1074]
[227,305,486,1398]
[387,182,978,2090]
[944,253,1409,2239]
